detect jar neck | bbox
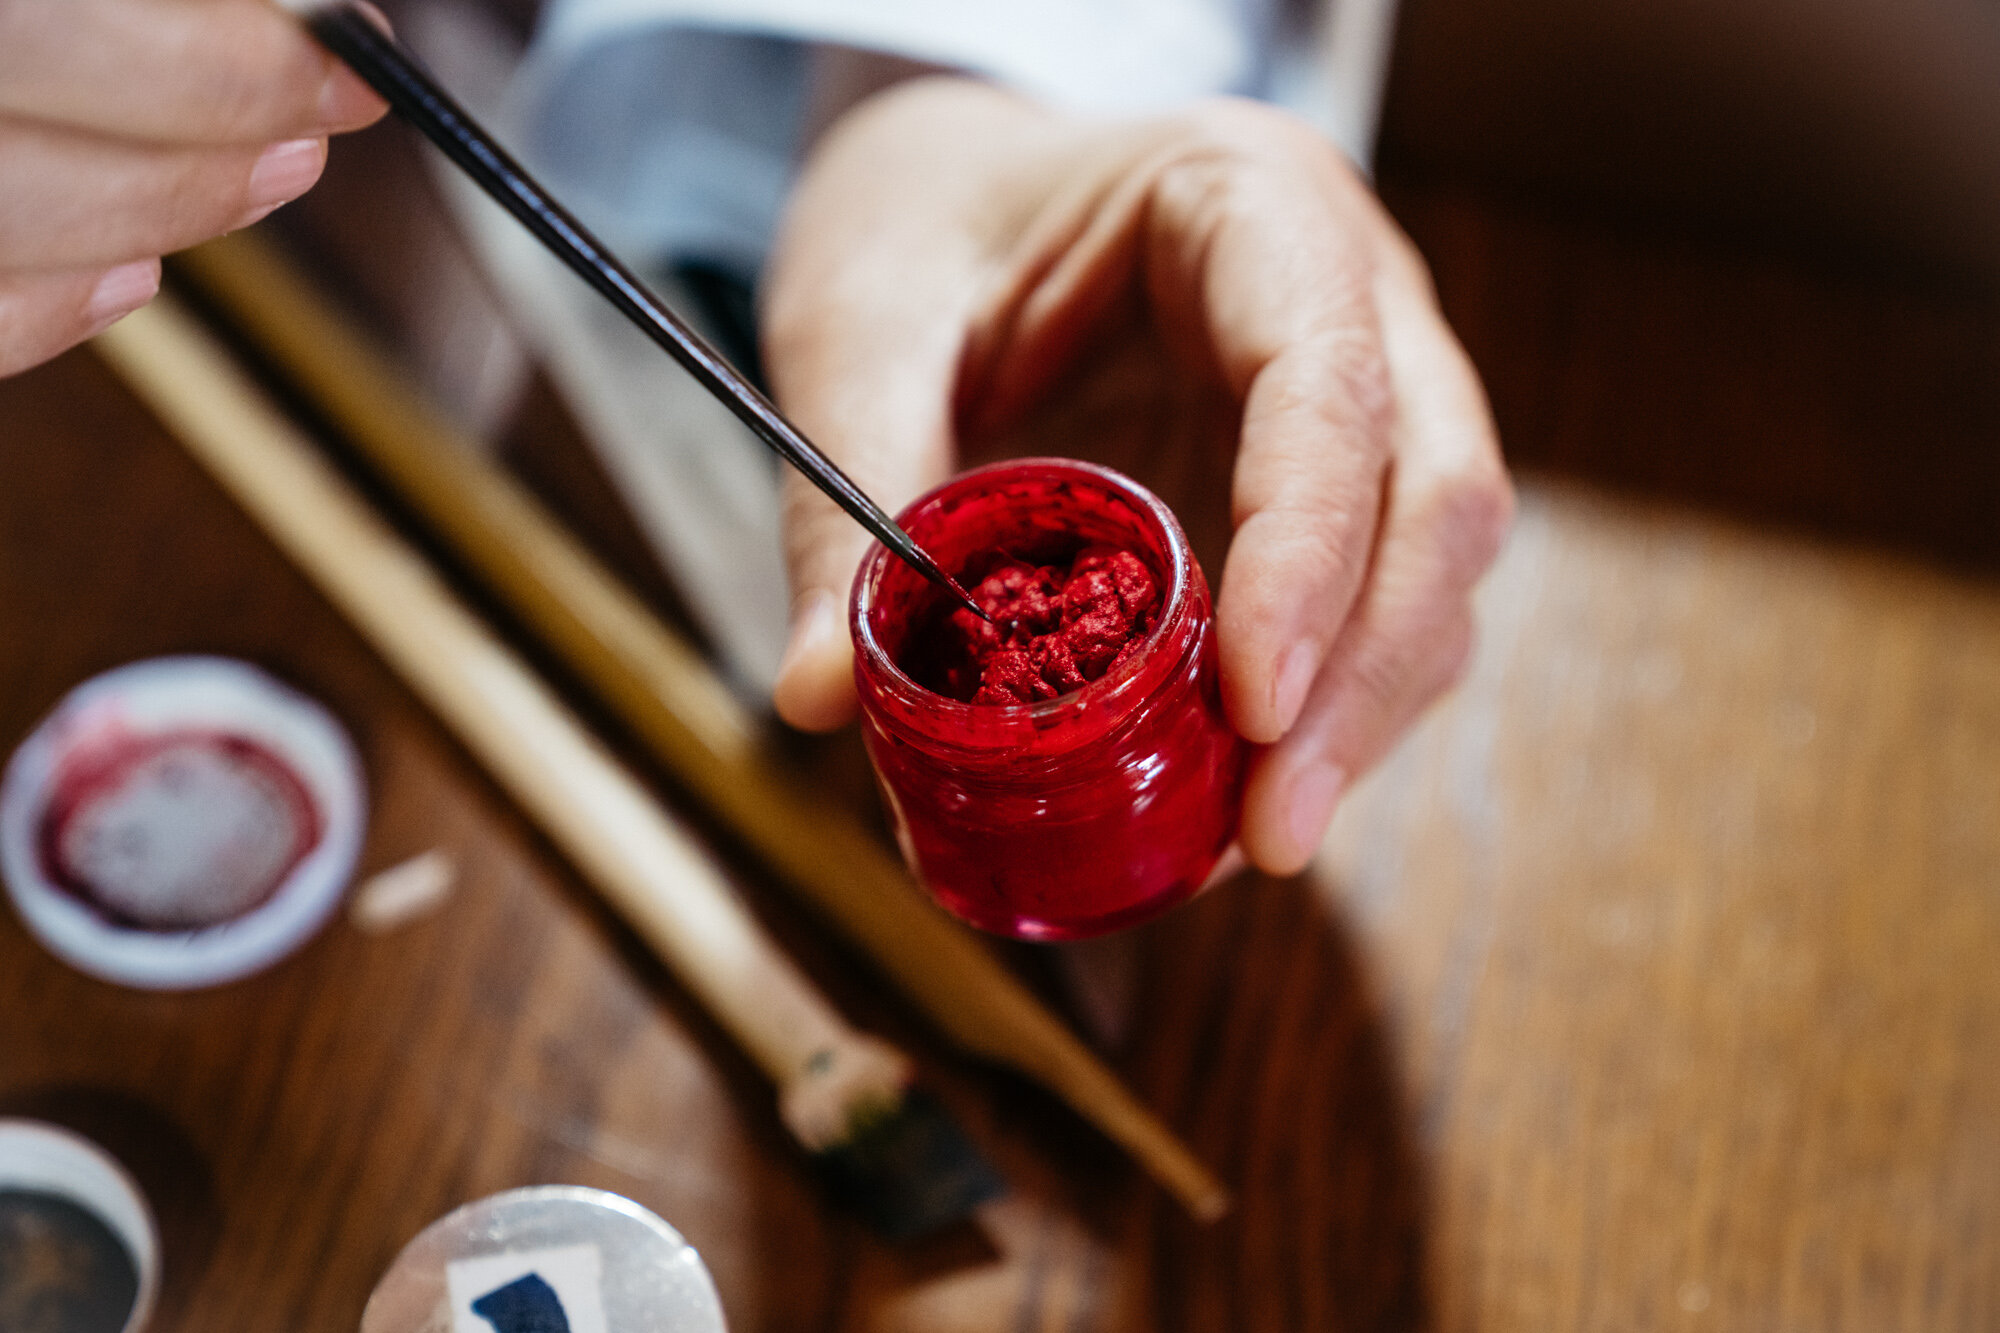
[850,459,1206,759]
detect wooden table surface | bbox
[3,168,1998,1330]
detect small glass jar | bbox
[850,458,1248,940]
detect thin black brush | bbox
[282,0,988,623]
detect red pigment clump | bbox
[919,546,1161,704]
[37,728,321,931]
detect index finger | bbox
[1157,110,1397,745]
[0,0,383,145]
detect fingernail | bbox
[352,1,395,35]
[1287,760,1346,866]
[246,138,324,212]
[315,68,382,131]
[778,589,841,682]
[84,260,162,330]
[1272,641,1318,734]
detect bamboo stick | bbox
[94,296,917,1161]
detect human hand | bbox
[0,0,386,376]
[763,77,1512,876]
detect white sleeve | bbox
[503,2,1283,279]
[499,0,1396,289]
[524,0,1271,115]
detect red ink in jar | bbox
[851,459,1248,940]
[909,544,1163,706]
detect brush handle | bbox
[173,231,1229,1221]
[276,0,983,622]
[93,296,903,1137]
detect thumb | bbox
[764,291,965,733]
[770,480,873,732]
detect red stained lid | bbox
[1,656,366,990]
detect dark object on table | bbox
[813,1089,1006,1241]
[0,1189,140,1333]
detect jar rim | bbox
[850,458,1196,744]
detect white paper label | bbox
[446,1243,609,1333]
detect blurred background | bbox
[1385,0,2000,283]
[1376,0,2000,571]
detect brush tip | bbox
[948,576,993,623]
[812,1089,1005,1241]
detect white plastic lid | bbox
[0,656,366,989]
[362,1186,728,1333]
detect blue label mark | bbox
[471,1272,572,1333]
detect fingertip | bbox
[772,588,860,731]
[775,658,859,731]
[83,259,163,332]
[308,5,392,132]
[352,0,397,35]
[1270,640,1318,736]
[1217,594,1323,746]
[1241,754,1344,877]
[243,137,327,222]
[315,66,388,132]
[2,266,159,377]
[1221,674,1277,749]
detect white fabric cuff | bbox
[524,0,1265,115]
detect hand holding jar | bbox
[765,77,1514,891]
[852,458,1246,938]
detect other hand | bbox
[763,77,1512,875]
[0,0,386,376]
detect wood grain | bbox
[1331,484,2000,1330]
[4,164,1999,1329]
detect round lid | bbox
[0,656,366,989]
[361,1186,728,1333]
[0,1117,161,1333]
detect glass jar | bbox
[850,458,1248,940]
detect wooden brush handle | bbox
[173,233,1228,1221]
[94,297,887,1120]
